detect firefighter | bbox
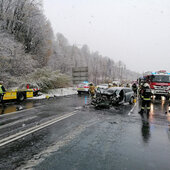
[126,83,130,87]
[139,82,144,99]
[0,81,6,104]
[108,83,112,88]
[139,83,152,115]
[89,82,96,98]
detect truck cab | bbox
[145,70,170,100]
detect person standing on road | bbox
[0,81,6,104]
[139,83,152,116]
[139,82,144,99]
[89,83,96,98]
[126,83,130,87]
[108,83,112,88]
[132,82,138,96]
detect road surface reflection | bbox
[0,102,34,115]
[140,98,170,144]
[149,99,170,122]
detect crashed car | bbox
[91,87,135,108]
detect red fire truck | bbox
[143,70,170,99]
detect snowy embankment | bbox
[32,87,78,100]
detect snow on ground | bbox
[32,87,78,100]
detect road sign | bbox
[72,67,88,84]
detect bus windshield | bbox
[150,75,170,83]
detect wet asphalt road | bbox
[0,95,170,170]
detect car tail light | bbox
[84,86,89,88]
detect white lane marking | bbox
[0,116,37,130]
[0,111,78,147]
[128,102,137,116]
[17,119,98,170]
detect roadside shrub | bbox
[24,68,71,92]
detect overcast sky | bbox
[43,0,170,73]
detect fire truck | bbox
[143,70,170,99]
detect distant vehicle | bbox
[96,84,109,89]
[112,80,120,86]
[77,82,89,94]
[92,87,135,108]
[18,83,40,96]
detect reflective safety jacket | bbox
[0,85,3,94]
[0,85,6,94]
[89,85,96,95]
[142,87,152,101]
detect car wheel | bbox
[129,97,134,104]
[17,92,25,102]
[78,91,81,95]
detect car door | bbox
[119,89,125,102]
[124,89,131,102]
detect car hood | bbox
[102,91,115,96]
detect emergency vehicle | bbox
[2,89,34,102]
[77,81,89,94]
[143,70,170,99]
